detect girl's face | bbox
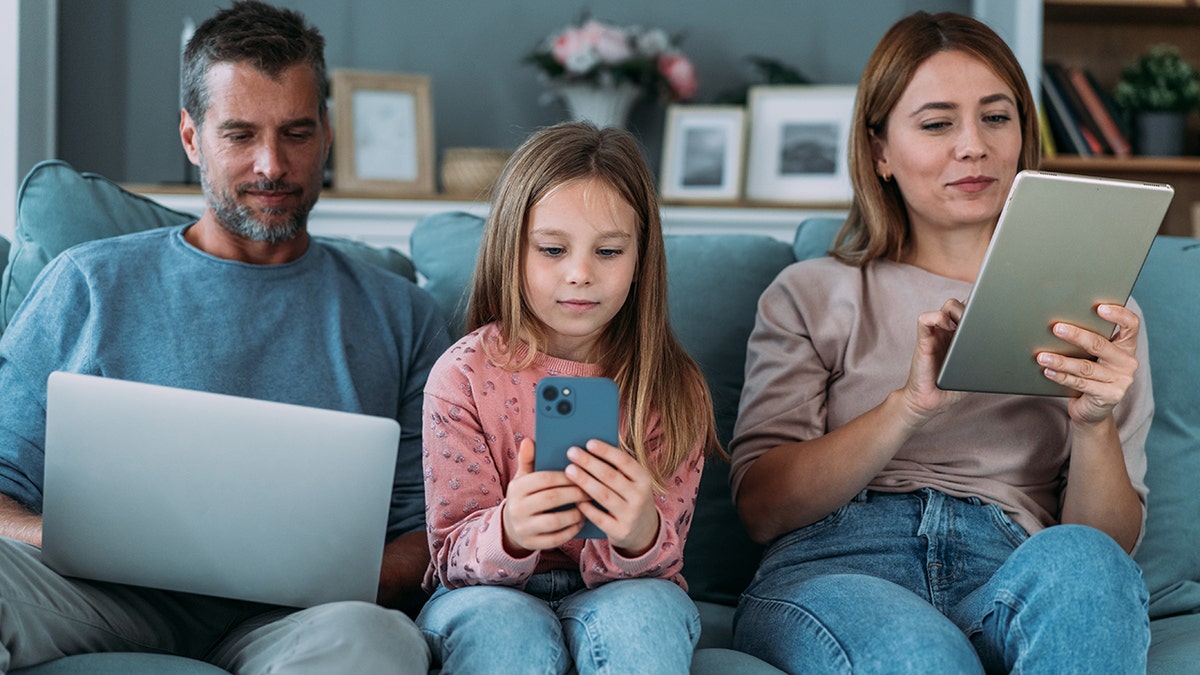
[872,49,1023,240]
[522,177,639,362]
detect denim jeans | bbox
[733,489,1149,674]
[417,569,700,675]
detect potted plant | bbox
[1114,44,1200,156]
[526,16,697,129]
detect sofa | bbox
[6,160,1198,673]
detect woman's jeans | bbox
[417,568,700,675]
[733,489,1149,674]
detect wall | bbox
[54,0,971,186]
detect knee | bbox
[273,601,429,673]
[736,574,982,674]
[1017,526,1147,607]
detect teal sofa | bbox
[6,161,1198,673]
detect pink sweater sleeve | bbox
[422,375,539,590]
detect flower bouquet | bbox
[527,17,698,126]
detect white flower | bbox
[565,48,599,74]
[637,28,670,57]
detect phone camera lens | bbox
[556,400,572,415]
[542,385,558,401]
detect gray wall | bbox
[55,0,969,186]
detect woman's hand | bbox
[900,297,970,428]
[565,440,660,558]
[1037,303,1140,425]
[501,438,588,556]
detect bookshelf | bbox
[1041,0,1200,236]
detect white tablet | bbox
[936,170,1173,397]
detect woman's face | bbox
[872,49,1023,238]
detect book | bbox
[1044,61,1111,155]
[1067,66,1132,158]
[1038,103,1057,158]
[1041,65,1091,156]
[1084,68,1133,142]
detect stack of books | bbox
[1040,61,1133,158]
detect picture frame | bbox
[744,85,857,204]
[331,69,435,196]
[659,105,746,202]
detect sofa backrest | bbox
[1125,236,1200,620]
[3,160,417,335]
[411,211,798,605]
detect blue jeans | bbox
[733,489,1149,674]
[417,569,700,674]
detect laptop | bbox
[936,170,1174,396]
[41,371,401,608]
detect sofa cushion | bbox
[3,160,415,332]
[1131,235,1200,620]
[410,211,797,605]
[10,652,231,674]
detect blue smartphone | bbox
[534,376,619,539]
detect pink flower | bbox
[659,53,698,100]
[551,28,590,70]
[581,20,633,64]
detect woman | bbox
[730,12,1151,673]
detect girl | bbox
[417,122,720,674]
[730,12,1151,673]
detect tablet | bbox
[936,170,1173,397]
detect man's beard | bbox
[199,161,318,244]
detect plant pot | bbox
[555,83,642,129]
[1134,111,1187,156]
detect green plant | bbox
[1114,44,1200,113]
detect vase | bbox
[555,82,642,129]
[1134,111,1187,156]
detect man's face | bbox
[185,61,330,243]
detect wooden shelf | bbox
[1041,156,1200,173]
[1041,0,1200,237]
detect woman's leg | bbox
[417,583,571,675]
[735,572,983,674]
[557,578,700,675]
[950,524,1150,673]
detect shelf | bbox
[1041,156,1200,173]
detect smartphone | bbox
[534,376,619,539]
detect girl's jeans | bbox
[418,568,700,675]
[734,489,1149,674]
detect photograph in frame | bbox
[744,85,857,204]
[331,70,435,196]
[659,105,746,202]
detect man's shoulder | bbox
[61,225,181,262]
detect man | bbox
[0,2,445,672]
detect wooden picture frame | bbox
[744,85,857,204]
[331,70,435,196]
[659,105,746,202]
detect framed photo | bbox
[744,85,857,204]
[331,69,435,196]
[659,105,746,202]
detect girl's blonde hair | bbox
[466,121,720,490]
[833,11,1041,265]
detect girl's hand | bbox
[900,298,969,428]
[501,438,588,556]
[565,440,660,558]
[1037,303,1140,425]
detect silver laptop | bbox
[936,170,1174,396]
[42,371,400,608]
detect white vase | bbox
[555,82,643,129]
